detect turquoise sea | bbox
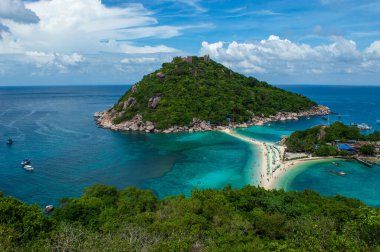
[0,85,379,207]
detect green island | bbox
[285,122,380,157]
[1,185,380,251]
[95,56,329,133]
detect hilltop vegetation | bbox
[109,56,317,129]
[285,121,380,155]
[1,185,380,251]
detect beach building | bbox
[336,143,356,154]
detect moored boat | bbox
[6,138,13,145]
[21,159,31,166]
[338,171,347,176]
[357,123,372,130]
[23,165,34,171]
[45,205,54,213]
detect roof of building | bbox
[337,143,356,151]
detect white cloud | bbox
[0,0,39,23]
[0,0,182,54]
[365,41,380,56]
[168,0,207,13]
[25,51,85,72]
[0,0,39,38]
[200,35,380,77]
[121,57,159,64]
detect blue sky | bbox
[0,0,380,85]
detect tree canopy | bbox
[285,121,380,155]
[111,56,317,129]
[1,184,379,251]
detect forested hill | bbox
[285,121,380,155]
[105,56,317,129]
[1,185,379,251]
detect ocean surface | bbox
[0,85,379,207]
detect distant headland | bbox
[95,56,330,133]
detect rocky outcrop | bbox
[156,72,165,80]
[123,97,137,109]
[318,125,327,140]
[95,105,330,134]
[184,56,193,64]
[131,85,138,93]
[148,94,162,109]
[94,112,156,132]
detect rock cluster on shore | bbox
[94,105,330,134]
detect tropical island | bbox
[95,56,329,133]
[285,122,380,158]
[1,184,380,251]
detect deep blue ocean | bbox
[0,85,379,207]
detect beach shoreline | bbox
[222,128,336,190]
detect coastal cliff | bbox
[95,56,330,133]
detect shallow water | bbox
[277,159,380,207]
[1,85,380,206]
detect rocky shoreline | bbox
[94,105,330,134]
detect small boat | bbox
[357,123,372,130]
[332,162,341,166]
[21,159,31,166]
[23,165,34,171]
[325,170,346,177]
[338,171,347,176]
[306,117,310,120]
[6,138,13,145]
[322,117,328,121]
[45,205,54,213]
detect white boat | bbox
[21,159,31,166]
[338,172,347,176]
[357,123,372,130]
[45,205,54,213]
[23,165,34,171]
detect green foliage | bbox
[360,145,376,156]
[285,121,380,156]
[1,185,379,251]
[315,145,338,156]
[112,56,316,129]
[366,131,380,141]
[324,121,362,142]
[0,196,53,250]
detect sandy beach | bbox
[222,128,334,190]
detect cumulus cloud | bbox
[200,35,380,77]
[365,41,380,56]
[0,0,188,80]
[0,0,183,54]
[24,51,85,73]
[0,0,39,23]
[0,0,39,38]
[0,23,10,38]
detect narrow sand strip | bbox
[222,129,333,189]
